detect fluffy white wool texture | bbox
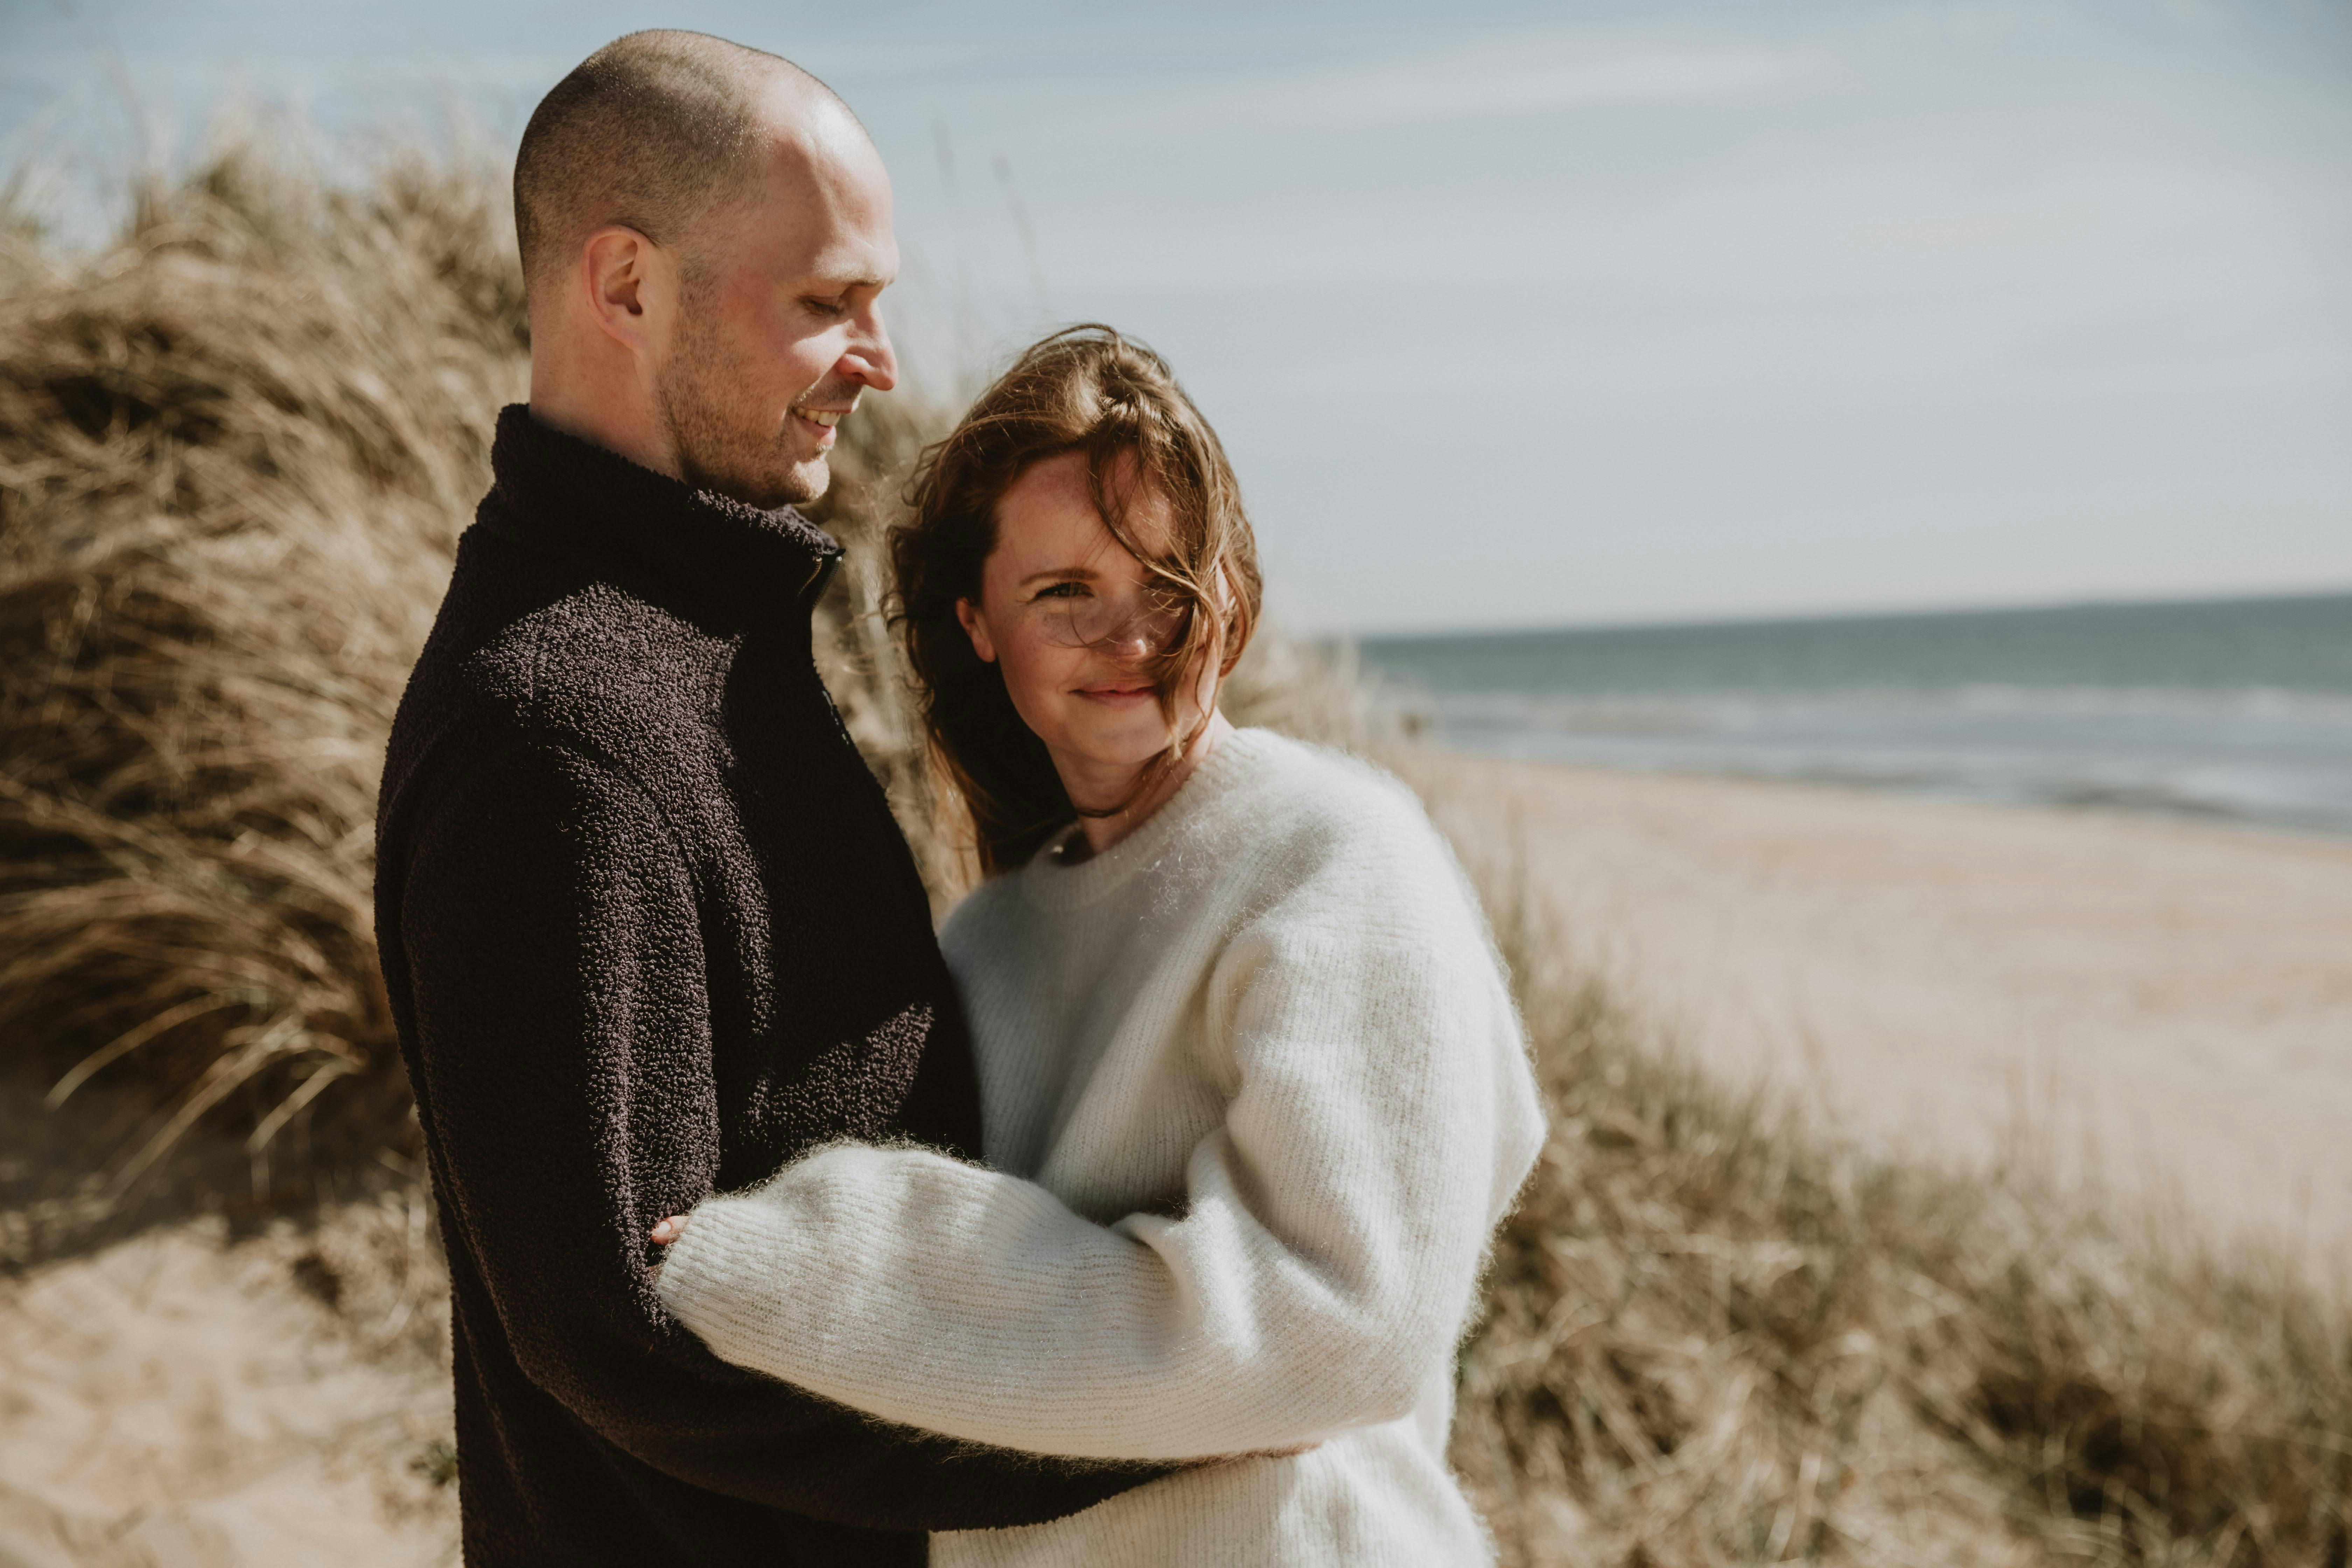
[657,728,1547,1564]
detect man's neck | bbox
[527,346,680,482]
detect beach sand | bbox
[6,755,2349,1562]
[0,1194,456,1566]
[1408,751,2352,1279]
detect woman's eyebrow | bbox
[1016,566,1096,589]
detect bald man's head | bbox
[514,30,846,301]
[518,31,899,507]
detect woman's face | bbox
[957,450,1217,795]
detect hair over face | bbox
[891,326,1264,875]
[513,30,839,299]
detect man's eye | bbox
[804,297,849,320]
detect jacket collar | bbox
[480,404,842,633]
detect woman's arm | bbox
[652,898,1544,1462]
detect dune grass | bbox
[1,151,2346,1564]
[1434,846,2352,1565]
[0,152,526,1228]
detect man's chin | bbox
[783,456,831,506]
[699,455,830,511]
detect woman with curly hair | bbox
[652,326,1544,1565]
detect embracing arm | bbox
[654,877,1546,1462]
[391,738,1164,1530]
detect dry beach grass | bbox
[0,151,523,1242]
[1440,853,2352,1566]
[1,153,2347,1564]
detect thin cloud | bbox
[1169,30,1822,135]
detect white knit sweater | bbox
[656,728,1546,1565]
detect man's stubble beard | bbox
[655,307,830,510]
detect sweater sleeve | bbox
[393,738,1166,1529]
[653,822,1546,1461]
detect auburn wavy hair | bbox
[890,326,1262,875]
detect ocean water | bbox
[1355,593,2352,835]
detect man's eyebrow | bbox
[806,270,894,293]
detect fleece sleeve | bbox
[654,840,1543,1461]
[391,738,1166,1530]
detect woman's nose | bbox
[1108,602,1181,660]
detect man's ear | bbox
[955,598,999,664]
[579,225,669,357]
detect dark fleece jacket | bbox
[375,407,1158,1564]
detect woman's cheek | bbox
[997,629,1073,737]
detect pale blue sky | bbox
[6,1,2349,633]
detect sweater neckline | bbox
[1021,727,1280,913]
[478,403,843,635]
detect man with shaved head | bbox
[512,32,884,510]
[376,31,1162,1564]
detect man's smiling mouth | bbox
[790,404,849,448]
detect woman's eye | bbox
[1034,582,1089,600]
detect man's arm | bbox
[394,736,1164,1531]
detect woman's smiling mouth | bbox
[1076,682,1156,705]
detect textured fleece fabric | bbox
[657,728,1549,1566]
[374,406,1160,1566]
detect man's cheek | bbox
[764,315,829,382]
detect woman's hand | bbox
[649,1215,690,1246]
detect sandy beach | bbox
[6,756,2350,1562]
[0,1196,456,1566]
[1413,752,2352,1277]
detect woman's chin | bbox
[1046,723,1175,781]
[1032,692,1221,799]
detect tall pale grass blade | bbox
[45,991,240,1107]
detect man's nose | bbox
[844,309,898,393]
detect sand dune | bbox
[0,1203,455,1566]
[1413,753,2352,1279]
[7,757,2348,1562]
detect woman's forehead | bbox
[993,451,1174,570]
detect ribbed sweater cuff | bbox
[653,1189,800,1366]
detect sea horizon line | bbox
[1342,584,2352,648]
